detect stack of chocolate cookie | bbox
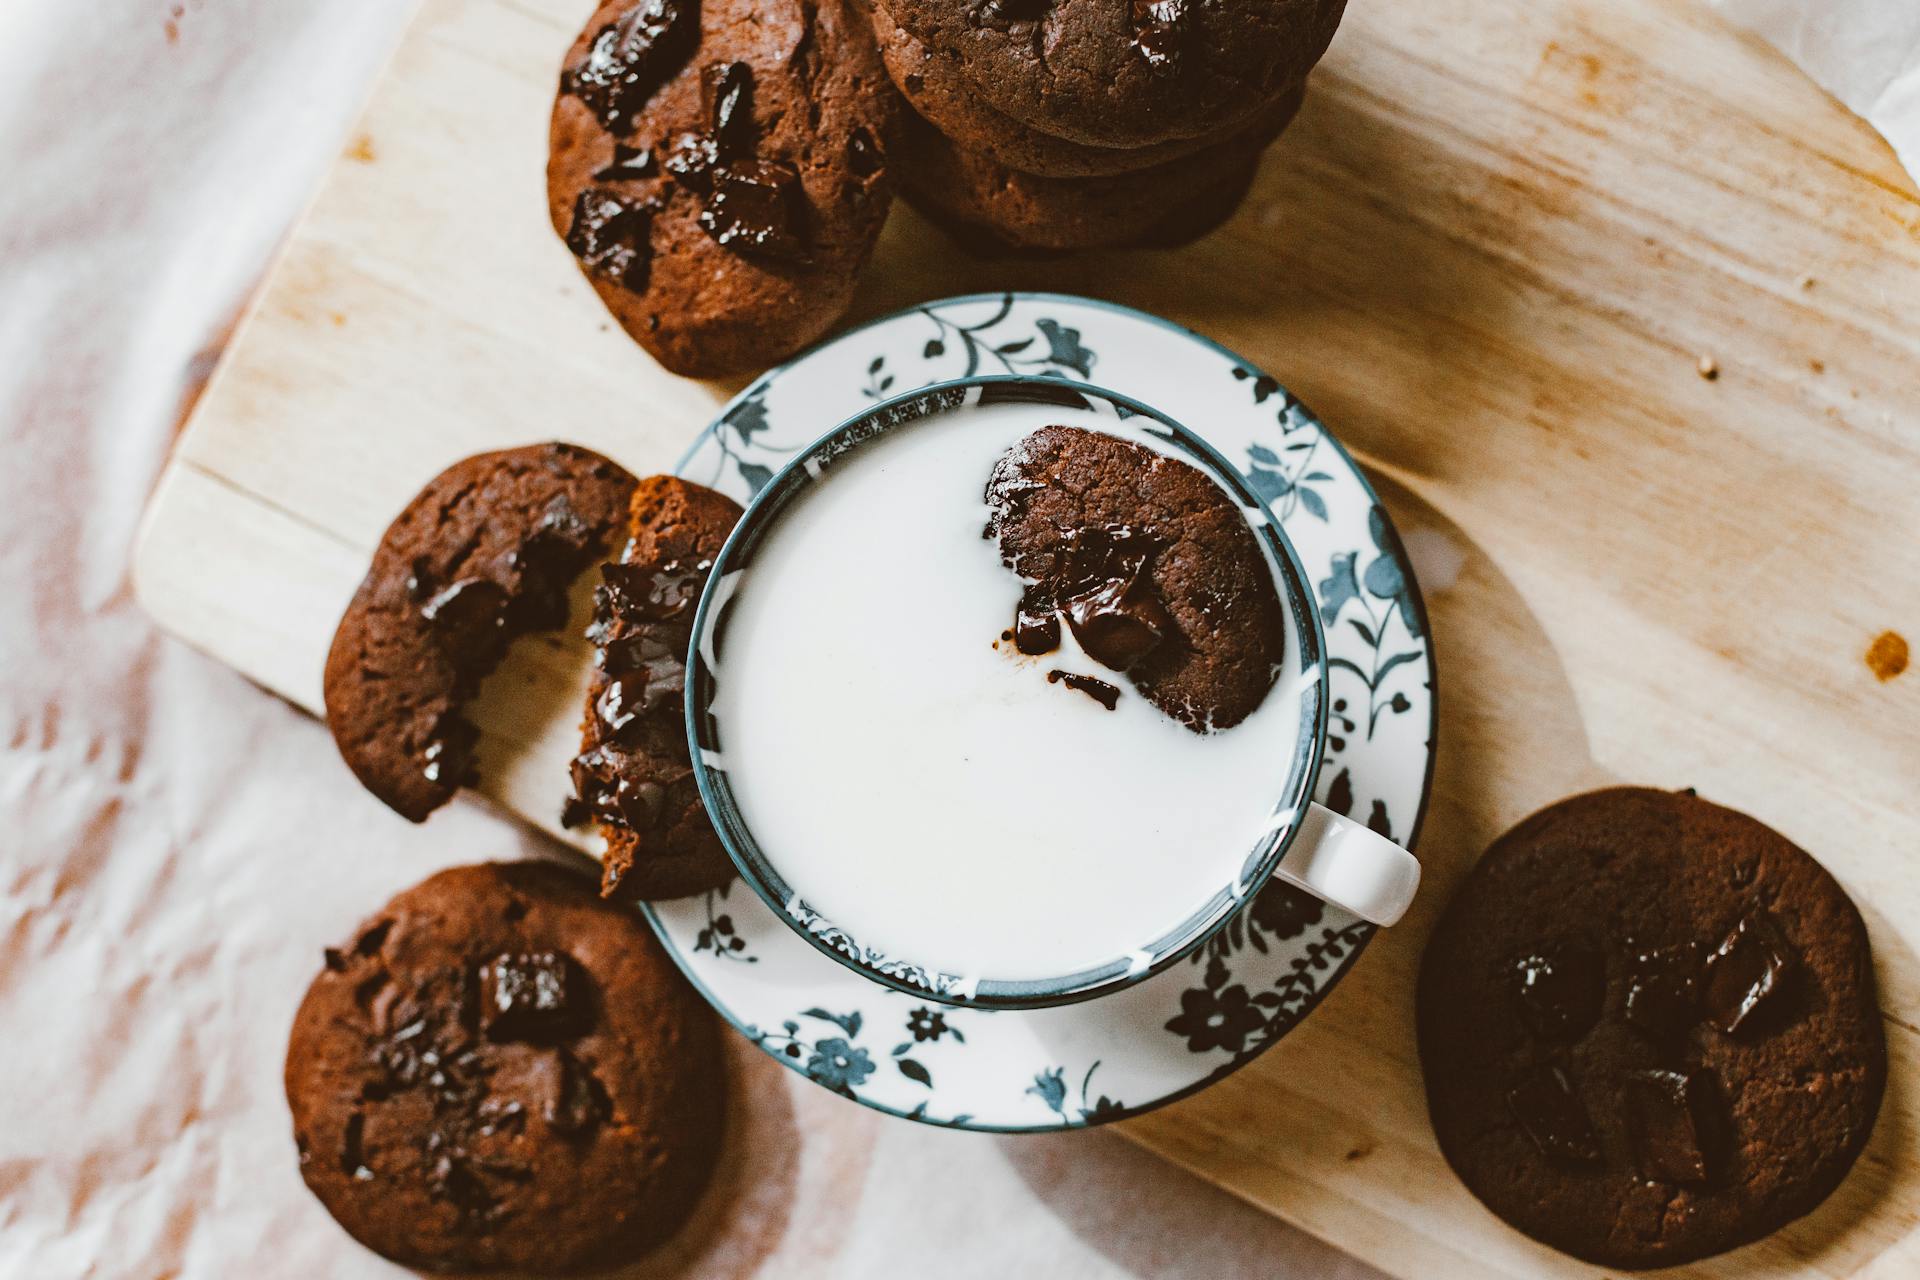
[871,0,1347,252]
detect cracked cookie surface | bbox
[878,0,1344,150]
[567,476,742,902]
[548,0,903,378]
[984,425,1286,731]
[1418,787,1885,1269]
[323,443,637,823]
[285,861,724,1273]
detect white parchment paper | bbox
[0,1,1380,1276]
[1711,0,1920,178]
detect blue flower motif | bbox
[905,1006,955,1043]
[1165,983,1264,1054]
[1250,881,1324,941]
[1035,319,1095,378]
[1362,506,1423,640]
[1318,550,1362,627]
[805,1038,874,1094]
[1027,1067,1068,1116]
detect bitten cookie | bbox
[985,425,1285,730]
[877,0,1345,150]
[286,861,725,1273]
[895,92,1298,252]
[548,0,903,378]
[567,476,742,901]
[1418,788,1885,1270]
[324,444,636,823]
[871,0,1290,177]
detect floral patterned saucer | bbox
[647,293,1436,1131]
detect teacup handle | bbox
[1271,803,1422,927]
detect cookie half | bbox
[1417,787,1885,1269]
[286,861,725,1273]
[985,425,1286,730]
[323,444,636,822]
[567,476,742,901]
[548,0,903,378]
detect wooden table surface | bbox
[133,0,1920,1274]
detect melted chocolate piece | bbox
[1013,598,1061,655]
[594,141,658,182]
[1509,944,1605,1042]
[971,0,1051,29]
[847,127,881,178]
[419,578,510,663]
[1506,1064,1601,1165]
[404,556,435,603]
[478,951,586,1043]
[699,159,809,261]
[1624,1068,1713,1184]
[1130,0,1189,73]
[569,748,670,831]
[594,674,646,741]
[1624,940,1701,1043]
[544,1049,610,1136]
[1047,669,1121,710]
[341,1111,371,1180]
[702,61,755,161]
[420,714,479,788]
[1064,559,1173,671]
[597,558,708,624]
[1702,908,1795,1034]
[599,630,675,677]
[660,129,719,191]
[566,187,654,291]
[564,0,695,133]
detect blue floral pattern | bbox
[647,294,1434,1132]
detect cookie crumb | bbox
[1866,631,1908,682]
[346,134,377,164]
[1809,358,1825,374]
[1696,354,1719,381]
[1798,274,1817,291]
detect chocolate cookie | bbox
[1418,788,1885,1269]
[871,0,1297,177]
[286,861,725,1273]
[985,425,1285,730]
[567,476,742,901]
[548,0,903,379]
[894,98,1293,253]
[324,444,637,823]
[877,0,1344,150]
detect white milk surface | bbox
[707,400,1307,982]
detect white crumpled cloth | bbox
[0,1,1376,1276]
[1711,0,1920,178]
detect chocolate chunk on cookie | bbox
[548,0,903,378]
[985,425,1285,731]
[870,0,1296,178]
[894,93,1298,253]
[286,862,725,1273]
[324,444,636,822]
[1418,787,1885,1269]
[878,0,1344,151]
[568,476,742,901]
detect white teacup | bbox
[686,376,1419,1008]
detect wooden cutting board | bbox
[132,0,1920,1274]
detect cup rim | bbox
[684,373,1331,1009]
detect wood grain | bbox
[132,0,1920,1274]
